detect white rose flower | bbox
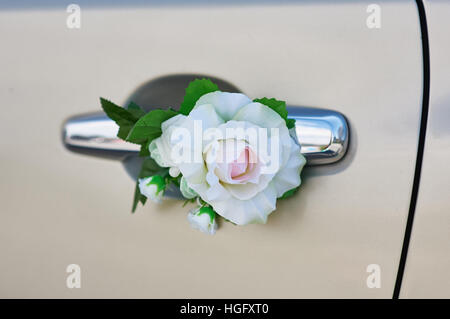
[138,175,165,203]
[187,206,217,235]
[149,91,306,225]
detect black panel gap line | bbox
[393,0,431,299]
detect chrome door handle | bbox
[62,106,348,165]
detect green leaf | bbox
[127,101,146,119]
[117,125,134,140]
[253,97,295,129]
[132,182,147,213]
[279,187,299,199]
[100,98,143,141]
[139,157,167,179]
[139,139,151,157]
[100,98,140,123]
[197,206,216,224]
[179,78,219,115]
[286,118,296,129]
[132,157,169,213]
[126,109,178,144]
[254,97,287,119]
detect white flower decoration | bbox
[149,92,306,225]
[138,175,165,203]
[187,206,217,235]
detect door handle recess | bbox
[62,106,348,166]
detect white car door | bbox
[0,0,423,298]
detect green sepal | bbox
[197,206,216,224]
[145,175,166,195]
[179,78,219,115]
[131,158,169,213]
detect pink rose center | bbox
[229,147,256,181]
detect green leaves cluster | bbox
[100,98,178,211]
[253,97,295,129]
[100,98,177,157]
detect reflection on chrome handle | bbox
[287,106,348,165]
[62,107,348,165]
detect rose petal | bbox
[271,138,307,197]
[149,114,186,168]
[210,181,278,225]
[232,102,286,131]
[223,174,272,201]
[194,92,252,121]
